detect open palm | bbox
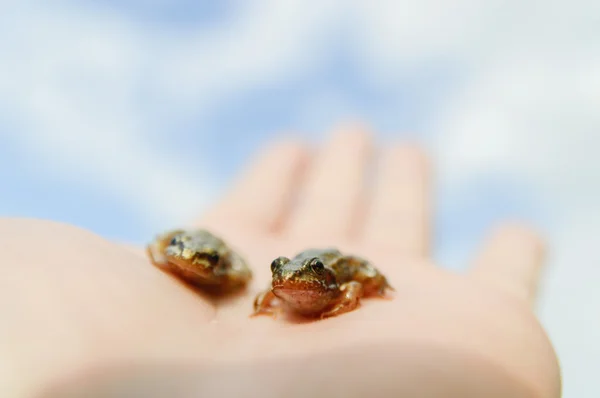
[1,130,560,398]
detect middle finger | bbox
[286,127,372,242]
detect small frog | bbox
[252,248,393,319]
[146,229,252,294]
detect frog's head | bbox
[164,232,222,277]
[270,255,337,313]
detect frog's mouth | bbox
[273,287,323,299]
[272,279,329,302]
[165,255,215,278]
[272,279,323,291]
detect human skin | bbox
[0,128,561,397]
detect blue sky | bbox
[1,1,599,395]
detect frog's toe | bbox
[250,307,281,319]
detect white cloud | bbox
[432,53,600,196]
[151,0,344,114]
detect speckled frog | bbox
[147,229,252,294]
[253,248,393,319]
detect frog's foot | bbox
[146,245,167,267]
[251,290,280,318]
[251,307,283,319]
[375,279,395,299]
[320,281,364,319]
[383,279,395,292]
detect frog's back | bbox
[186,229,227,252]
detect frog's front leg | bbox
[251,289,280,318]
[320,281,364,319]
[344,256,394,296]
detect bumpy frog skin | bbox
[252,248,393,319]
[146,229,252,294]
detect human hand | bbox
[0,128,560,398]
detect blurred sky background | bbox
[0,0,598,396]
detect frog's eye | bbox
[271,257,288,273]
[169,237,178,246]
[207,253,220,263]
[310,259,325,273]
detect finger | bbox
[362,145,431,257]
[203,141,309,233]
[469,223,546,304]
[287,127,372,240]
